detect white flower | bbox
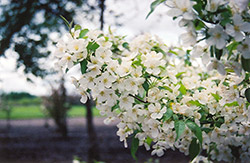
[207,59,226,75]
[116,60,132,77]
[94,72,116,90]
[226,14,250,42]
[124,77,145,95]
[180,28,197,46]
[225,61,242,76]
[151,146,164,157]
[131,66,143,78]
[59,54,74,69]
[148,103,166,119]
[92,88,110,103]
[72,50,88,62]
[67,39,87,53]
[207,25,229,49]
[230,0,249,13]
[77,87,90,104]
[238,37,250,59]
[96,37,112,48]
[79,72,96,89]
[142,51,165,75]
[106,60,119,75]
[206,0,225,12]
[54,40,66,57]
[167,0,196,20]
[119,95,134,110]
[95,47,112,62]
[147,87,165,103]
[104,116,116,125]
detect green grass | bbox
[0,105,100,120]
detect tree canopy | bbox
[0,0,93,77]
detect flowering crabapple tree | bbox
[54,0,250,162]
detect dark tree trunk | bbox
[99,0,105,30]
[86,99,100,163]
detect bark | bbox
[86,99,100,162]
[99,0,105,30]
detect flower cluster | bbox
[54,26,250,162]
[159,0,250,75]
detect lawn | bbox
[0,105,100,120]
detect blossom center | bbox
[215,33,221,39]
[74,45,79,51]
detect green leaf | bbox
[173,114,178,121]
[142,80,149,92]
[80,59,88,74]
[215,48,223,60]
[227,41,239,60]
[122,42,129,50]
[169,50,178,56]
[146,137,153,146]
[186,120,203,145]
[146,0,166,19]
[193,19,205,31]
[189,138,200,161]
[111,101,119,111]
[241,56,250,72]
[158,86,173,93]
[224,101,239,107]
[74,24,81,31]
[215,117,224,128]
[211,93,221,102]
[163,108,173,121]
[175,120,185,141]
[197,86,205,91]
[179,82,187,95]
[87,41,99,52]
[151,46,167,55]
[131,136,139,160]
[175,72,185,78]
[79,29,89,38]
[187,100,202,107]
[65,68,69,73]
[245,88,250,103]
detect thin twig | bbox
[129,94,149,104]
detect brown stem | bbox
[129,94,149,104]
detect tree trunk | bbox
[86,99,100,163]
[99,0,105,30]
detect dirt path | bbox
[0,117,189,163]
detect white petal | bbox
[151,129,159,138]
[183,12,194,20]
[216,39,226,49]
[207,62,214,71]
[241,22,250,32]
[80,94,88,103]
[206,37,215,46]
[242,52,250,59]
[217,62,226,75]
[148,104,155,112]
[157,149,164,157]
[167,8,182,17]
[202,53,210,65]
[234,32,244,42]
[225,24,235,36]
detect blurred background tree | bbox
[42,77,70,138]
[0,0,99,78]
[0,0,109,162]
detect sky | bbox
[0,0,184,96]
